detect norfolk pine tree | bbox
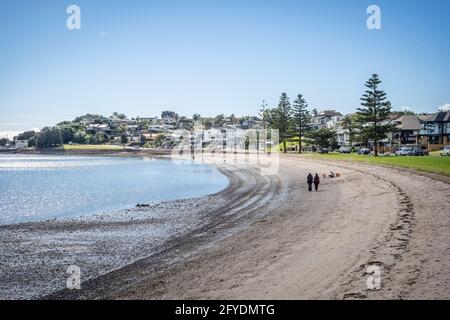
[277,93,292,153]
[292,94,311,153]
[357,74,392,156]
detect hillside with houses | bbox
[2,108,449,154]
[1,74,449,155]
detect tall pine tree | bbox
[277,93,292,153]
[259,99,268,129]
[357,74,392,156]
[292,94,311,153]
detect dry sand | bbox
[1,155,450,299]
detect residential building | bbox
[161,116,177,126]
[139,117,160,125]
[418,111,450,150]
[148,125,166,133]
[390,114,422,146]
[130,135,143,145]
[335,128,350,146]
[311,110,343,130]
[322,114,352,147]
[86,124,111,134]
[109,118,138,128]
[14,140,28,149]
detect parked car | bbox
[339,147,352,153]
[411,148,425,156]
[358,148,371,155]
[317,148,329,154]
[441,145,450,156]
[395,147,414,156]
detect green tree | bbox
[161,111,178,119]
[277,93,292,153]
[154,134,165,147]
[28,136,36,147]
[292,94,311,153]
[86,134,97,145]
[120,133,128,145]
[36,127,63,148]
[202,118,213,130]
[354,125,372,148]
[16,130,36,141]
[259,100,268,129]
[60,127,75,144]
[0,138,8,147]
[239,115,250,125]
[214,114,225,127]
[74,131,87,144]
[229,114,238,125]
[95,132,108,144]
[357,74,392,156]
[192,113,202,121]
[308,128,337,149]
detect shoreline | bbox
[0,148,173,156]
[43,156,399,299]
[51,155,450,300]
[0,153,230,226]
[1,154,450,299]
[0,159,276,299]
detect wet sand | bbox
[2,155,450,299]
[0,162,281,299]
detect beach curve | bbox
[2,154,449,299]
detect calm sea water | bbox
[0,154,228,224]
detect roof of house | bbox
[443,111,450,122]
[395,115,421,130]
[319,110,342,117]
[427,111,450,122]
[417,114,434,121]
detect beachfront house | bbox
[14,140,28,149]
[418,111,450,150]
[336,128,350,146]
[390,114,422,146]
[311,110,343,130]
[130,135,143,145]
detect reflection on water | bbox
[0,154,228,224]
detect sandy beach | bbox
[1,154,450,299]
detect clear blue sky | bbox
[0,0,449,134]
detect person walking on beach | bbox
[314,173,320,192]
[307,173,313,192]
